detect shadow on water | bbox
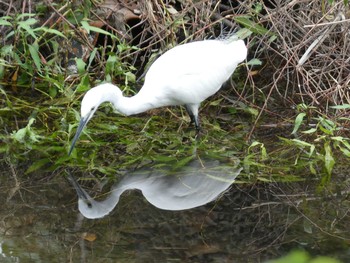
[1,155,350,262]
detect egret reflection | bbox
[68,159,241,219]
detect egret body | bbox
[69,35,247,154]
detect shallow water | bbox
[1,156,350,263]
[68,158,242,219]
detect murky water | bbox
[1,156,350,262]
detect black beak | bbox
[66,172,87,199]
[68,115,89,156]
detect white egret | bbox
[68,159,241,219]
[69,34,247,155]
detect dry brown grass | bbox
[2,0,350,112]
[254,0,350,108]
[124,0,350,119]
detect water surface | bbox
[1,156,349,262]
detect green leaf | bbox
[234,16,270,35]
[331,136,348,143]
[19,23,36,38]
[5,31,15,41]
[249,141,262,148]
[268,34,277,43]
[12,127,27,142]
[310,256,341,263]
[246,107,259,117]
[11,117,40,144]
[172,155,194,170]
[292,112,306,134]
[332,137,350,156]
[17,13,36,19]
[261,145,268,160]
[254,3,263,13]
[75,58,86,74]
[330,104,350,109]
[0,16,12,21]
[303,218,313,234]
[45,28,66,38]
[81,20,115,38]
[0,19,12,26]
[106,54,117,75]
[1,44,13,55]
[26,158,51,174]
[18,19,38,38]
[209,98,223,106]
[28,43,42,73]
[324,141,335,176]
[76,75,90,92]
[0,65,4,79]
[315,117,335,135]
[124,71,136,84]
[0,142,9,153]
[337,146,350,157]
[35,27,67,38]
[87,48,97,70]
[291,139,315,157]
[338,138,350,150]
[248,141,267,159]
[309,163,317,175]
[318,117,335,130]
[19,17,37,26]
[301,128,317,134]
[49,86,57,98]
[234,28,252,39]
[292,138,313,147]
[246,58,262,66]
[268,250,309,263]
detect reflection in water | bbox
[1,162,350,261]
[69,159,242,219]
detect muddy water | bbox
[1,159,349,263]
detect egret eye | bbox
[91,106,95,111]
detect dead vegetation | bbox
[253,0,350,109]
[1,0,350,113]
[113,0,350,111]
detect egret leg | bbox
[185,104,200,132]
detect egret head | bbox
[67,172,118,219]
[69,84,122,155]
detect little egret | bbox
[69,35,247,155]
